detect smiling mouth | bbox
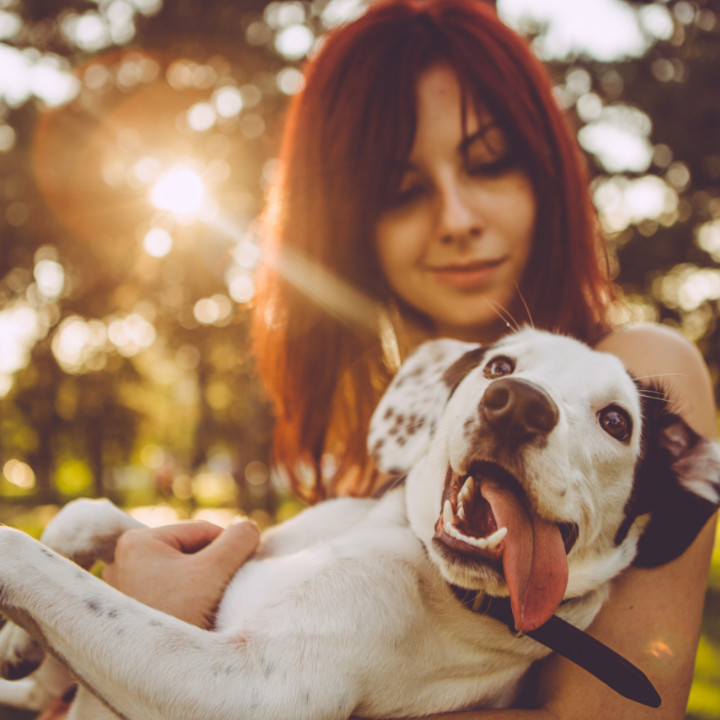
[431,258,505,274]
[433,462,578,632]
[429,258,507,290]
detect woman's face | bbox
[374,65,536,343]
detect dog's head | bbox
[368,328,720,632]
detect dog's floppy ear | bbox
[368,339,485,474]
[623,388,720,568]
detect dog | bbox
[0,328,718,719]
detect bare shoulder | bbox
[595,323,717,438]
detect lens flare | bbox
[150,165,205,217]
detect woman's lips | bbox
[429,258,507,290]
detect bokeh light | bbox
[3,459,36,490]
[193,295,233,326]
[143,227,173,257]
[34,259,65,300]
[0,303,44,392]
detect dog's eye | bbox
[484,356,515,379]
[598,405,632,442]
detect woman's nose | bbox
[438,182,483,245]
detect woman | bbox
[49,0,717,718]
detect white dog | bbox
[0,328,718,719]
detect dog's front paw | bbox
[0,622,44,680]
[41,498,143,568]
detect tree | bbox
[0,0,718,501]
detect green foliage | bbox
[689,529,720,718]
[54,457,94,496]
[688,632,720,719]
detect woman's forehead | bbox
[402,66,505,156]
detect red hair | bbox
[252,0,613,501]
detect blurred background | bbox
[0,0,718,717]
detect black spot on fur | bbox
[442,347,488,397]
[2,658,40,680]
[405,414,421,435]
[85,598,103,615]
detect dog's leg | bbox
[0,499,144,714]
[39,498,146,568]
[0,526,361,720]
[0,499,144,687]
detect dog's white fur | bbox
[0,328,718,719]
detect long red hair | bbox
[252,0,613,501]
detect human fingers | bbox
[101,519,260,627]
[101,523,221,590]
[137,521,225,554]
[196,520,260,575]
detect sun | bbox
[150,165,206,217]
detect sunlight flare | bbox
[150,165,205,217]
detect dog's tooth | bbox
[485,527,508,549]
[443,499,454,526]
[445,524,489,549]
[460,476,475,501]
[457,502,466,520]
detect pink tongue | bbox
[481,479,568,633]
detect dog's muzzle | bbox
[433,379,578,633]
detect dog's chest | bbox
[214,492,425,632]
[211,491,549,715]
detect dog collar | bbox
[449,585,661,708]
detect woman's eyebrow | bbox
[393,159,420,175]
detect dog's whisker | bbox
[514,282,534,329]
[637,387,667,396]
[483,298,521,333]
[633,372,689,383]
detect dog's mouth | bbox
[433,461,578,632]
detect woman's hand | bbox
[103,519,259,628]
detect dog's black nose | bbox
[481,378,559,443]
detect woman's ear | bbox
[368,338,485,475]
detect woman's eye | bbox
[484,356,515,379]
[384,183,426,210]
[598,406,632,443]
[466,153,516,179]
